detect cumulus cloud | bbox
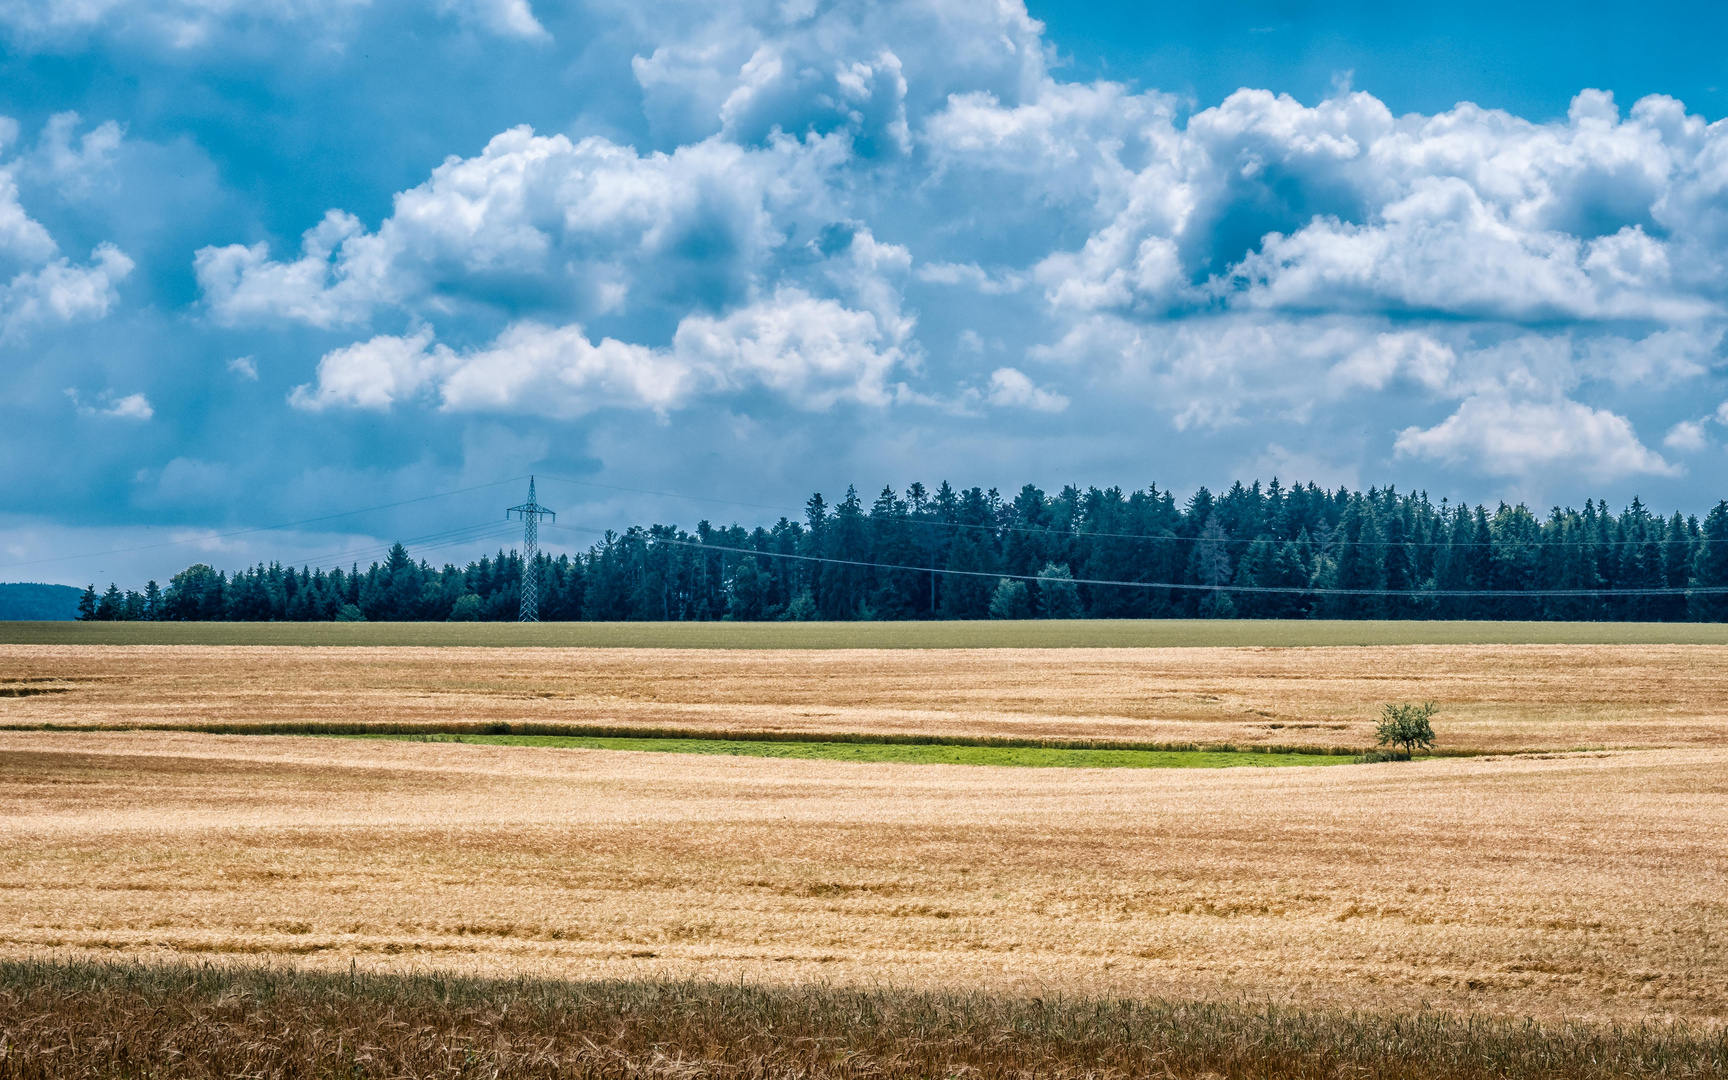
[289,327,442,411]
[435,0,547,40]
[1394,396,1676,481]
[920,75,1728,355]
[196,126,854,329]
[161,0,1728,488]
[28,112,123,195]
[983,367,1067,411]
[1,243,133,340]
[67,388,153,419]
[196,211,374,328]
[675,288,907,409]
[1665,420,1707,452]
[293,289,907,416]
[0,114,133,341]
[1329,332,1455,392]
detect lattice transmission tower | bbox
[506,476,556,622]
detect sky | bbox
[4,0,1728,587]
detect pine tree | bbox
[96,584,123,621]
[1690,502,1728,621]
[728,556,765,621]
[1382,512,1415,619]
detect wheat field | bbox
[1,727,1725,1024]
[5,643,1728,751]
[2,642,1726,1035]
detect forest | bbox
[74,479,1728,622]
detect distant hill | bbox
[0,583,84,621]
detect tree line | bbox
[77,479,1728,622]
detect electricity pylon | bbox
[506,476,556,622]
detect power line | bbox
[542,522,1728,599]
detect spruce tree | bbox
[1690,502,1728,621]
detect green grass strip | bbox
[11,719,1375,756]
[8,618,1728,648]
[344,731,1353,768]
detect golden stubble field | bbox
[2,643,1726,1027]
[0,730,1725,1024]
[5,642,1728,750]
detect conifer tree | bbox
[1690,502,1728,621]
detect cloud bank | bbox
[7,0,1728,557]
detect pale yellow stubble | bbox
[5,643,1728,751]
[1,730,1724,1024]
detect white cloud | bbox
[0,115,132,341]
[102,392,153,419]
[289,327,442,411]
[983,366,1066,411]
[676,287,907,409]
[914,261,1024,294]
[435,0,547,41]
[227,355,258,379]
[1032,312,1375,430]
[67,388,153,419]
[1665,419,1707,452]
[0,167,56,264]
[196,210,374,328]
[1394,396,1676,481]
[195,126,853,329]
[30,112,123,194]
[1,243,133,342]
[931,78,1728,333]
[439,321,697,416]
[158,0,1728,489]
[1329,331,1455,392]
[295,288,908,416]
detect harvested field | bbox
[0,729,1725,1024]
[4,643,1728,752]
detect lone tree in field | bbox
[1375,701,1438,758]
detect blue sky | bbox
[4,0,1728,587]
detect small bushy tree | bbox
[782,590,819,622]
[1034,563,1080,618]
[989,578,1031,619]
[446,594,483,621]
[1375,701,1438,757]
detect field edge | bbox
[8,618,1728,648]
[3,956,1723,1080]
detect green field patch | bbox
[7,618,1728,649]
[347,731,1350,768]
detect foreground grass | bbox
[1,959,1722,1080]
[8,618,1728,648]
[350,731,1353,767]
